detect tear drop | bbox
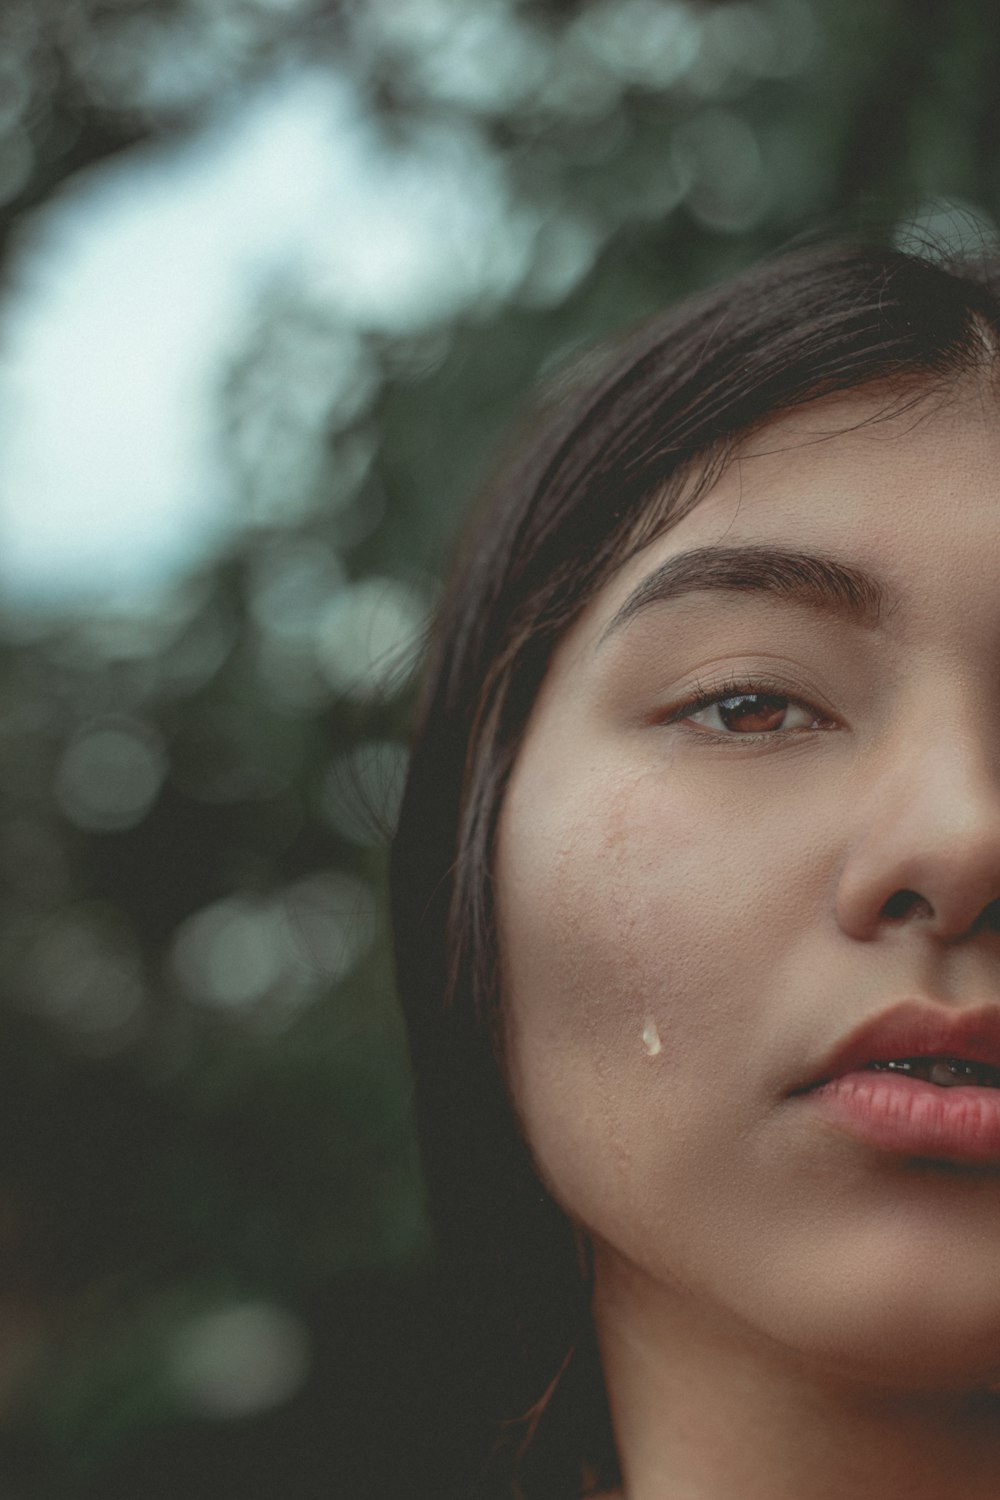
[642,1018,662,1056]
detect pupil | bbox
[718,694,787,733]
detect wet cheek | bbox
[498,760,797,1072]
[497,773,738,1212]
[494,758,833,1264]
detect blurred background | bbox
[0,0,996,1494]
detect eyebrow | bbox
[597,544,890,648]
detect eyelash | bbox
[662,675,838,745]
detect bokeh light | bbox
[314,576,427,701]
[169,1301,310,1418]
[56,719,167,832]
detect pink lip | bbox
[797,1000,1000,1165]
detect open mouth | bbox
[866,1057,1000,1089]
[803,1005,1000,1161]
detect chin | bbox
[797,1321,1000,1393]
[756,1258,1000,1392]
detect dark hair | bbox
[389,241,1000,1499]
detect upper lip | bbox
[802,1000,1000,1091]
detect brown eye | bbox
[712,693,792,734]
[682,691,828,736]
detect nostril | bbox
[977,899,1000,934]
[881,889,933,921]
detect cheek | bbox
[494,748,834,1269]
[497,769,693,1182]
[498,747,815,1081]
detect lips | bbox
[797,1000,1000,1165]
[804,999,1000,1088]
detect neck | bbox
[593,1250,1000,1500]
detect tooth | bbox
[929,1060,965,1087]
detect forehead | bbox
[578,384,1000,644]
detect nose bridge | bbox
[835,703,1000,942]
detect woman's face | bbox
[496,384,1000,1387]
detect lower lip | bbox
[807,1070,1000,1164]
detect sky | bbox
[0,66,528,611]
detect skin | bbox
[495,382,1000,1499]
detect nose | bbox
[835,733,1000,944]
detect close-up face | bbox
[496,379,1000,1390]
